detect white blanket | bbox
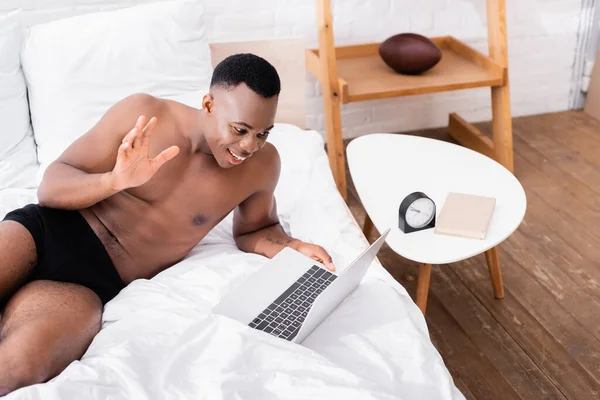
[1,126,464,399]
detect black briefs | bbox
[2,204,125,305]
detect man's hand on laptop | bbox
[289,240,335,272]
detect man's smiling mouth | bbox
[228,148,247,161]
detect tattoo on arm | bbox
[266,232,292,247]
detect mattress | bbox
[0,125,465,399]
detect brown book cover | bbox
[434,192,496,240]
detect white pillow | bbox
[20,0,212,183]
[0,10,38,189]
[268,123,326,218]
[0,188,39,221]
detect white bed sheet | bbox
[0,126,464,400]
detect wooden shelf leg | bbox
[490,85,513,173]
[315,0,347,199]
[487,0,514,173]
[324,103,346,199]
[362,214,374,239]
[448,113,495,159]
[484,247,505,299]
[416,263,432,314]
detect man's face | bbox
[202,83,278,168]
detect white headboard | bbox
[210,37,307,129]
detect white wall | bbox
[577,0,598,107]
[2,0,586,139]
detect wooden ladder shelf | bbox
[306,0,514,199]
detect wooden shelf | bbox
[306,36,506,104]
[307,0,513,200]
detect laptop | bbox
[212,228,390,344]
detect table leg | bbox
[485,247,505,298]
[362,214,374,239]
[416,263,432,314]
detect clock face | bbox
[405,197,435,228]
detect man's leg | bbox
[0,280,102,396]
[0,221,37,302]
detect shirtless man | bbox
[0,54,334,395]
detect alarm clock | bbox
[398,191,436,233]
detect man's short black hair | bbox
[210,53,281,98]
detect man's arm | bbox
[37,93,177,210]
[233,144,335,271]
[233,190,295,257]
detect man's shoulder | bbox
[242,142,281,192]
[260,141,279,158]
[101,93,171,126]
[118,93,167,113]
[253,142,280,170]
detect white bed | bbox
[0,125,464,399]
[0,2,465,399]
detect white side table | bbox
[347,133,526,314]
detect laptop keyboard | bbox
[248,265,337,341]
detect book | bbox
[434,192,496,240]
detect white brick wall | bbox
[2,0,585,139]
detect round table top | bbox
[346,133,527,265]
